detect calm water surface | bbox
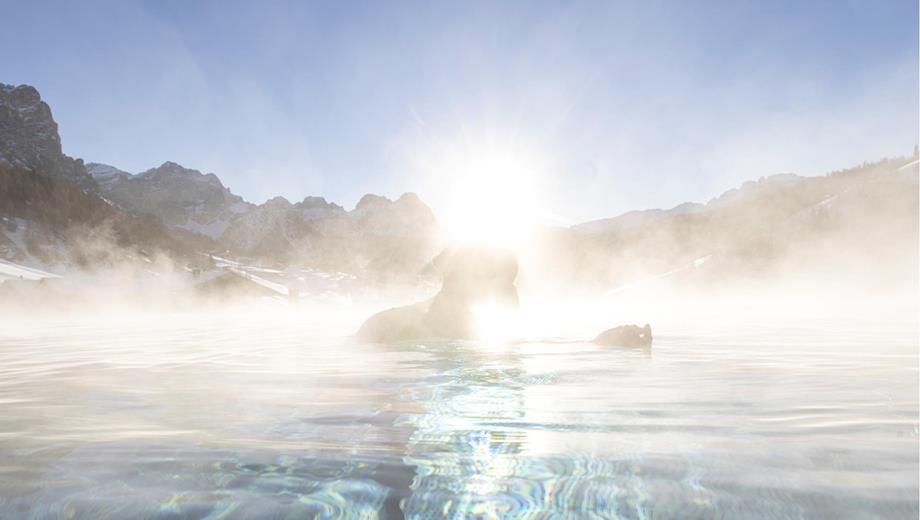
[0,312,916,519]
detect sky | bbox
[1,0,917,223]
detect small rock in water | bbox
[594,323,652,347]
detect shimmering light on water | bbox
[0,311,916,518]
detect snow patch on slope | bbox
[0,258,60,281]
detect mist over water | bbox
[1,0,917,516]
[2,152,917,517]
[0,289,916,518]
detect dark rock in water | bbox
[356,246,519,342]
[594,324,652,347]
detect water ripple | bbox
[0,318,916,518]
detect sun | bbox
[439,146,543,249]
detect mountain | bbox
[89,161,252,238]
[2,81,915,290]
[345,192,441,283]
[0,84,94,190]
[0,160,213,268]
[83,157,442,281]
[86,162,131,188]
[216,192,441,283]
[0,83,212,268]
[84,154,441,281]
[219,196,340,256]
[547,157,919,289]
[0,83,441,282]
[85,157,442,281]
[571,201,706,236]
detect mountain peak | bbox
[160,160,184,170]
[299,195,345,212]
[148,161,197,176]
[138,162,227,188]
[0,82,93,189]
[0,84,42,107]
[94,160,249,229]
[263,196,292,209]
[300,195,330,208]
[355,193,392,212]
[396,192,423,206]
[86,162,131,181]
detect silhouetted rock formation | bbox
[356,246,518,342]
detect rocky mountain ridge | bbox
[0,84,94,190]
[547,156,919,289]
[85,159,441,280]
[0,82,442,282]
[89,160,253,238]
[0,83,214,269]
[1,81,916,289]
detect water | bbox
[0,311,916,519]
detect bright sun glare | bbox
[472,300,523,345]
[411,138,556,343]
[439,147,544,249]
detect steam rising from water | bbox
[1,199,916,518]
[1,137,917,516]
[0,304,915,518]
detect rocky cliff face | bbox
[0,161,214,268]
[86,162,131,189]
[0,84,212,268]
[0,84,94,190]
[87,153,442,281]
[216,192,441,283]
[90,161,252,238]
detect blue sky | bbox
[2,0,917,222]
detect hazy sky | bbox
[2,0,917,222]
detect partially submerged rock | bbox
[356,246,518,342]
[593,324,652,347]
[357,246,654,347]
[354,301,429,343]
